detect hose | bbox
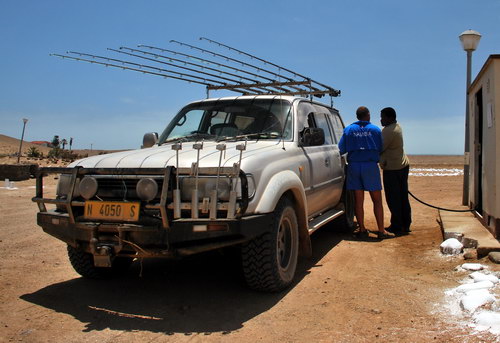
[408,190,475,212]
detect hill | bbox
[0,134,53,156]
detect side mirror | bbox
[142,132,158,149]
[300,128,325,147]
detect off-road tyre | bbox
[67,245,133,279]
[241,197,299,292]
[339,188,356,233]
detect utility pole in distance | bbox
[17,118,28,164]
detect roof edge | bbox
[470,54,500,91]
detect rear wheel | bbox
[241,197,299,292]
[67,245,133,279]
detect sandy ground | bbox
[1,155,499,342]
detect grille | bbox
[95,178,164,201]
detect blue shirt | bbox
[339,120,382,162]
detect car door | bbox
[297,102,339,217]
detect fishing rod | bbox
[61,51,263,95]
[108,48,263,94]
[137,44,300,94]
[60,51,268,96]
[119,46,284,94]
[170,39,307,93]
[50,53,212,87]
[52,39,342,99]
[66,51,233,87]
[200,37,340,95]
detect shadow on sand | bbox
[21,228,346,334]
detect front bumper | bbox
[37,210,271,257]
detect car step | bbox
[308,208,345,234]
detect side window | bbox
[313,113,334,145]
[329,111,345,143]
[297,102,316,132]
[210,111,229,125]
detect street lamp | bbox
[17,118,29,164]
[459,29,481,206]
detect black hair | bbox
[381,107,397,120]
[356,106,370,120]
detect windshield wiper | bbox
[216,132,282,142]
[161,133,215,145]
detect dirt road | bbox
[0,156,498,342]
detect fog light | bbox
[79,176,98,200]
[136,178,158,201]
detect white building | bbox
[468,54,500,237]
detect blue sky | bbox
[1,0,499,154]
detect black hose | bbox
[408,190,475,212]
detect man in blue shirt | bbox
[339,106,393,239]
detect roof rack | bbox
[51,38,341,102]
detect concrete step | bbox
[438,209,500,258]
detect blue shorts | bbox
[346,162,382,191]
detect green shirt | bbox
[380,122,410,170]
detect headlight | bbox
[56,173,80,198]
[79,176,98,200]
[246,174,256,198]
[180,177,231,201]
[180,174,255,201]
[136,178,159,201]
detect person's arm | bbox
[381,126,393,153]
[339,130,347,155]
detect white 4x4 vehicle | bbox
[33,95,354,292]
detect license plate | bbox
[84,201,140,222]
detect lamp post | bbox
[17,118,29,164]
[459,29,481,206]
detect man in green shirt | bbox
[380,107,411,234]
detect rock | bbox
[463,250,478,260]
[440,238,463,255]
[488,252,500,264]
[470,272,499,284]
[460,289,496,312]
[473,311,500,334]
[456,280,494,293]
[461,263,484,271]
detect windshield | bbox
[158,98,293,144]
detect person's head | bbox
[380,107,397,127]
[356,106,370,121]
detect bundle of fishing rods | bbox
[51,37,340,102]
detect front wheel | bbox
[241,197,299,292]
[332,188,355,232]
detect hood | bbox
[69,140,287,170]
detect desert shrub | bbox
[48,147,61,158]
[27,146,42,158]
[60,150,79,160]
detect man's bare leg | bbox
[369,190,385,233]
[354,190,366,231]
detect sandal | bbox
[377,231,395,239]
[353,229,369,238]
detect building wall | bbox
[494,61,500,231]
[468,57,499,235]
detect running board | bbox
[308,208,345,235]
